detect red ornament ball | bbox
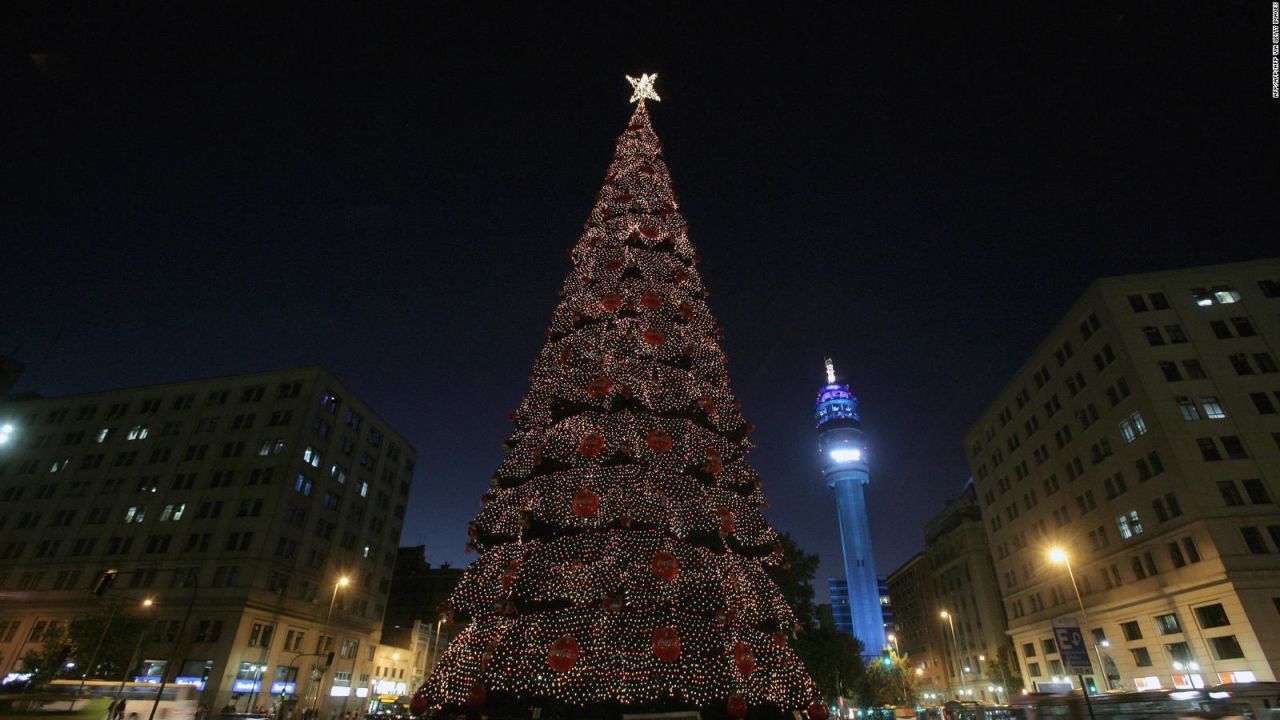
[726,695,748,719]
[600,292,623,312]
[650,550,680,582]
[652,625,682,662]
[501,559,521,590]
[733,642,757,675]
[586,376,614,398]
[717,508,736,534]
[700,395,716,415]
[640,290,664,309]
[409,688,430,716]
[645,429,674,454]
[639,225,660,240]
[771,632,787,647]
[642,328,667,346]
[578,432,606,458]
[807,703,829,720]
[571,488,600,517]
[547,635,581,672]
[465,682,487,711]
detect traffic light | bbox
[91,569,119,597]
[881,650,893,668]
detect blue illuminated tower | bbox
[816,358,886,654]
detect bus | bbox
[33,679,199,720]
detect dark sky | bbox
[3,2,1275,600]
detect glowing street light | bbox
[313,575,351,713]
[0,423,15,445]
[1048,547,1116,691]
[939,610,966,699]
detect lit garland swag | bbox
[414,87,823,720]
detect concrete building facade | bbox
[965,260,1280,693]
[886,553,948,700]
[379,546,464,693]
[924,485,1014,704]
[0,366,416,714]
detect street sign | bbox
[1052,616,1094,675]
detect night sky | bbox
[3,3,1275,600]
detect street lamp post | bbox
[1048,548,1114,690]
[116,601,154,702]
[148,570,198,720]
[939,611,966,700]
[311,576,350,717]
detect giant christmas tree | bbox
[414,75,821,720]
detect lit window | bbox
[96,427,112,443]
[359,481,369,498]
[127,425,149,441]
[125,506,147,523]
[1120,412,1148,443]
[1177,397,1200,421]
[303,446,322,468]
[1201,397,1227,419]
[1117,510,1143,539]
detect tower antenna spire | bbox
[824,357,836,384]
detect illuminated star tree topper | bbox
[626,72,661,104]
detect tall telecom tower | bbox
[816,358,885,653]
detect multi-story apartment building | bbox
[965,259,1280,694]
[924,484,1013,704]
[380,546,463,692]
[886,553,948,700]
[0,366,416,714]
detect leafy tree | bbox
[65,612,151,680]
[857,653,918,707]
[20,623,72,688]
[992,644,1024,695]
[768,533,865,702]
[765,532,819,629]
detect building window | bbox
[1130,647,1152,667]
[1183,359,1207,379]
[1121,621,1143,641]
[1199,397,1226,419]
[1241,527,1269,554]
[303,446,322,468]
[1194,604,1230,629]
[1251,393,1278,415]
[1116,510,1143,539]
[1221,435,1249,459]
[1198,438,1223,462]
[1217,481,1245,506]
[1154,613,1182,635]
[1119,412,1148,443]
[1177,397,1200,421]
[1209,635,1245,660]
[1028,662,1041,677]
[1192,286,1241,306]
[1166,324,1187,343]
[1243,479,1273,504]
[1159,361,1183,382]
